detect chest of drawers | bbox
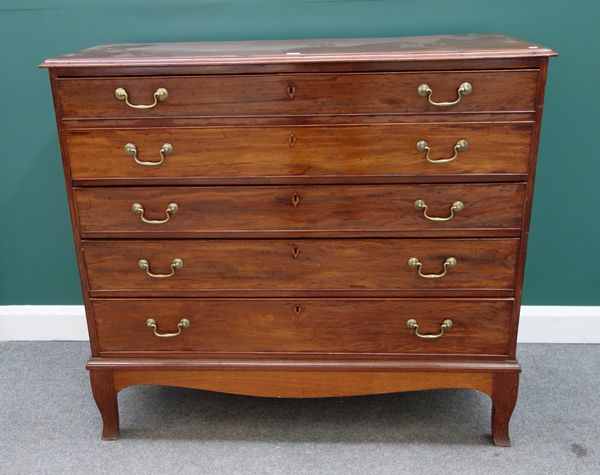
[42,34,555,446]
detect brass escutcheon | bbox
[292,245,300,259]
[291,192,300,207]
[287,82,296,99]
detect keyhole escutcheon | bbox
[292,244,300,259]
[291,192,300,207]
[287,82,296,99]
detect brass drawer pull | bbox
[114,87,168,109]
[132,202,179,224]
[417,82,472,107]
[414,199,464,222]
[406,318,454,339]
[407,256,457,279]
[138,258,183,279]
[416,139,468,164]
[146,318,190,338]
[124,142,173,167]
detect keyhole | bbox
[292,244,300,259]
[291,192,300,207]
[289,134,297,147]
[287,83,296,99]
[294,305,302,317]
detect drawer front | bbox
[65,123,532,181]
[75,184,526,238]
[57,71,538,119]
[92,298,513,356]
[83,239,519,295]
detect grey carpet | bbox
[0,342,598,474]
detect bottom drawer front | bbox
[92,299,513,355]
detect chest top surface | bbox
[40,34,556,68]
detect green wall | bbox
[0,0,597,305]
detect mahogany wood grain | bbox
[112,369,493,398]
[91,298,513,356]
[491,372,519,446]
[61,113,537,131]
[64,123,533,181]
[41,34,556,69]
[44,35,555,445]
[74,184,526,238]
[82,238,519,296]
[87,357,522,372]
[48,58,542,78]
[508,58,551,359]
[89,365,498,439]
[56,71,538,119]
[47,70,102,355]
[89,370,119,440]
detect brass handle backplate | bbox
[124,142,173,166]
[416,139,469,164]
[406,318,454,339]
[417,82,472,107]
[146,318,190,338]
[115,87,168,109]
[132,202,179,224]
[414,199,464,222]
[407,256,457,279]
[138,258,183,279]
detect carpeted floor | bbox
[0,342,598,474]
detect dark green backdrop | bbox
[0,0,597,305]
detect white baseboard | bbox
[0,305,599,343]
[516,306,600,343]
[0,306,88,341]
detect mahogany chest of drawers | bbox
[42,34,555,446]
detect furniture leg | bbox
[90,370,120,440]
[491,372,519,447]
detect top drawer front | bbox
[57,71,538,119]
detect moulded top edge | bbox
[40,34,557,68]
